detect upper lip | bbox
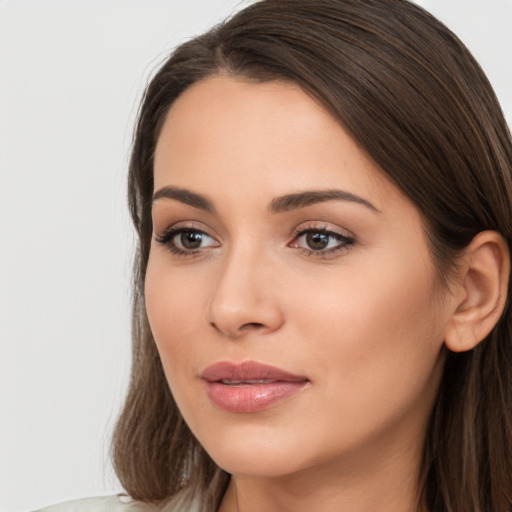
[200,361,309,383]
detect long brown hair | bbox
[111,1,512,510]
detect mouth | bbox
[200,361,309,413]
[217,379,284,386]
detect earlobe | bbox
[444,231,510,353]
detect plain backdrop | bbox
[0,1,510,511]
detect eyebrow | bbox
[269,189,379,213]
[152,186,379,214]
[152,186,215,212]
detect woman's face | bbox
[146,76,453,478]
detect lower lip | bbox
[204,380,308,413]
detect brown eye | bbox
[178,230,205,250]
[291,228,355,256]
[305,232,330,251]
[155,227,219,255]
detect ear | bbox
[444,231,510,353]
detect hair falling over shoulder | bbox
[111,1,512,510]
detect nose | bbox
[206,247,285,339]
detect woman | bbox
[39,0,512,511]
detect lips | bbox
[200,361,309,413]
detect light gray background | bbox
[0,1,510,511]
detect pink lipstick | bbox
[201,361,309,413]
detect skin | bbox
[145,76,461,512]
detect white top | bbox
[35,495,150,512]
[35,494,200,512]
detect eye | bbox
[155,227,219,255]
[290,227,355,256]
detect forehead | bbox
[153,75,403,213]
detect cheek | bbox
[144,254,206,382]
[292,252,446,423]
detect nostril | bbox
[208,320,266,337]
[240,322,265,331]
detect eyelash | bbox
[154,225,355,258]
[290,226,355,258]
[154,226,217,257]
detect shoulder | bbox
[35,494,153,512]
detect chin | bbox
[192,419,319,478]
[210,448,307,479]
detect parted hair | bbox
[111,1,512,510]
